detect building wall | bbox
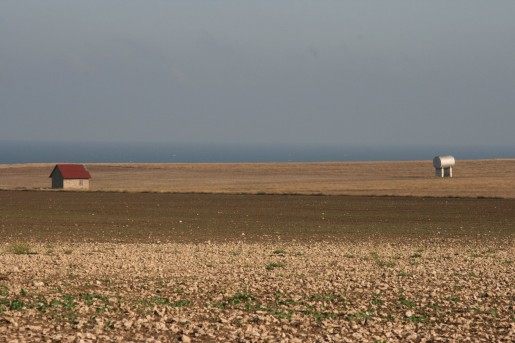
[51,173,64,189]
[63,179,90,190]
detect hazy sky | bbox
[1,1,514,148]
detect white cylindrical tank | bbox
[433,155,455,168]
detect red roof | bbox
[50,164,91,179]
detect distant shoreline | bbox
[1,157,515,169]
[1,141,513,164]
[0,157,513,167]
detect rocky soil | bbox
[1,240,513,342]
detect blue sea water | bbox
[0,141,513,164]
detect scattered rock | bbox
[0,240,512,341]
[180,334,191,342]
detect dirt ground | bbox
[0,190,514,341]
[0,190,514,243]
[1,241,513,342]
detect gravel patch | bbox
[1,240,513,342]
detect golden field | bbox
[1,159,515,198]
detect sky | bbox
[1,1,515,150]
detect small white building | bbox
[49,164,92,189]
[433,156,455,178]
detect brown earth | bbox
[1,241,513,342]
[1,159,515,198]
[0,190,514,243]
[0,191,514,341]
[1,161,514,342]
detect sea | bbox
[0,141,513,164]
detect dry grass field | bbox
[1,159,515,198]
[1,161,514,341]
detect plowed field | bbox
[1,191,514,243]
[1,190,514,341]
